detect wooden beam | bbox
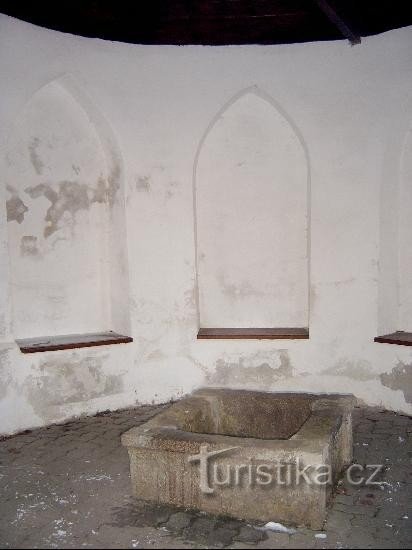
[314,0,361,45]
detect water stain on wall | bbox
[28,137,44,175]
[20,236,40,258]
[6,186,28,224]
[322,359,376,381]
[25,181,90,237]
[207,350,292,388]
[381,362,412,403]
[23,151,121,237]
[25,355,124,420]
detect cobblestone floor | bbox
[0,404,411,549]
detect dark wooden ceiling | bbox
[1,1,411,45]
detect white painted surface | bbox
[399,126,412,331]
[0,15,412,435]
[196,90,308,328]
[6,81,110,338]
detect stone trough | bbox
[122,388,355,529]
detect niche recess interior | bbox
[5,77,132,353]
[194,88,310,339]
[375,123,412,346]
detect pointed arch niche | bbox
[194,88,310,339]
[375,122,412,346]
[398,127,412,332]
[5,76,132,352]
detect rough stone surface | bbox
[0,405,411,548]
[165,512,194,532]
[234,526,268,543]
[122,389,355,529]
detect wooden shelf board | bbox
[197,327,309,340]
[17,331,133,353]
[374,331,412,347]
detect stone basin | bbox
[122,388,355,529]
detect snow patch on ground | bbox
[261,521,296,534]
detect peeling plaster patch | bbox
[207,351,292,388]
[28,137,44,175]
[381,362,412,403]
[25,181,89,237]
[25,180,110,238]
[322,359,376,382]
[6,186,28,224]
[24,163,120,237]
[7,196,29,224]
[136,176,150,192]
[25,355,124,420]
[20,236,40,258]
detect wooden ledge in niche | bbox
[374,331,412,347]
[197,328,309,340]
[16,331,133,354]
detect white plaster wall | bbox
[1,15,412,435]
[196,90,308,328]
[399,127,412,331]
[5,81,110,337]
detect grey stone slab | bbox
[122,389,355,529]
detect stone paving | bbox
[0,404,411,549]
